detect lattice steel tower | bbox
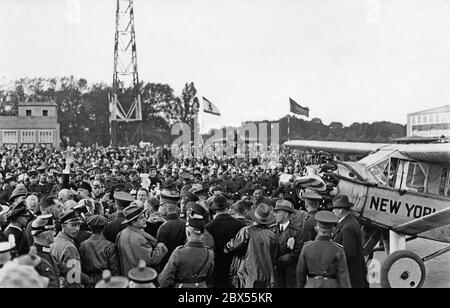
[109,0,143,146]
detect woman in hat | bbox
[225,203,277,288]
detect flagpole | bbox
[287,114,290,141]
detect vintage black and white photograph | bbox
[0,0,449,291]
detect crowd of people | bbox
[0,144,369,288]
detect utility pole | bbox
[109,0,143,146]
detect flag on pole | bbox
[203,97,221,116]
[289,98,309,117]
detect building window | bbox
[21,130,35,143]
[26,110,32,116]
[411,116,416,124]
[38,130,53,144]
[3,130,18,144]
[43,110,48,116]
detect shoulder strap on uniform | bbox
[192,248,210,279]
[332,241,344,249]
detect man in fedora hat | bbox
[8,186,29,207]
[205,193,246,288]
[225,203,277,288]
[116,203,168,276]
[156,190,186,269]
[331,194,369,288]
[272,199,303,288]
[296,210,351,288]
[301,189,323,242]
[158,213,214,288]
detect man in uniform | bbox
[296,210,351,288]
[301,189,322,242]
[331,195,369,288]
[103,191,134,243]
[31,214,61,288]
[156,190,185,269]
[158,213,214,288]
[4,201,33,255]
[50,210,92,288]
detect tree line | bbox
[0,77,406,146]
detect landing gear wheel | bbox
[380,250,426,288]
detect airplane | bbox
[281,139,450,288]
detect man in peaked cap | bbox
[4,201,33,255]
[301,189,323,242]
[128,260,158,288]
[50,210,92,288]
[116,204,168,276]
[157,190,186,269]
[31,214,61,288]
[95,270,129,288]
[331,195,368,288]
[77,181,92,199]
[80,215,120,285]
[158,213,214,288]
[296,210,351,288]
[272,199,303,288]
[104,191,134,243]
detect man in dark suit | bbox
[272,200,303,288]
[206,194,245,288]
[331,195,369,288]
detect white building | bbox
[407,105,450,138]
[0,101,60,149]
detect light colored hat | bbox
[0,261,49,288]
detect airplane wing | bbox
[392,207,450,235]
[284,140,389,154]
[397,143,450,165]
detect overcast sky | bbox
[2,0,450,130]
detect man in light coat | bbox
[116,203,168,276]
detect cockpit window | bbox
[405,162,427,193]
[427,165,448,196]
[368,159,389,185]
